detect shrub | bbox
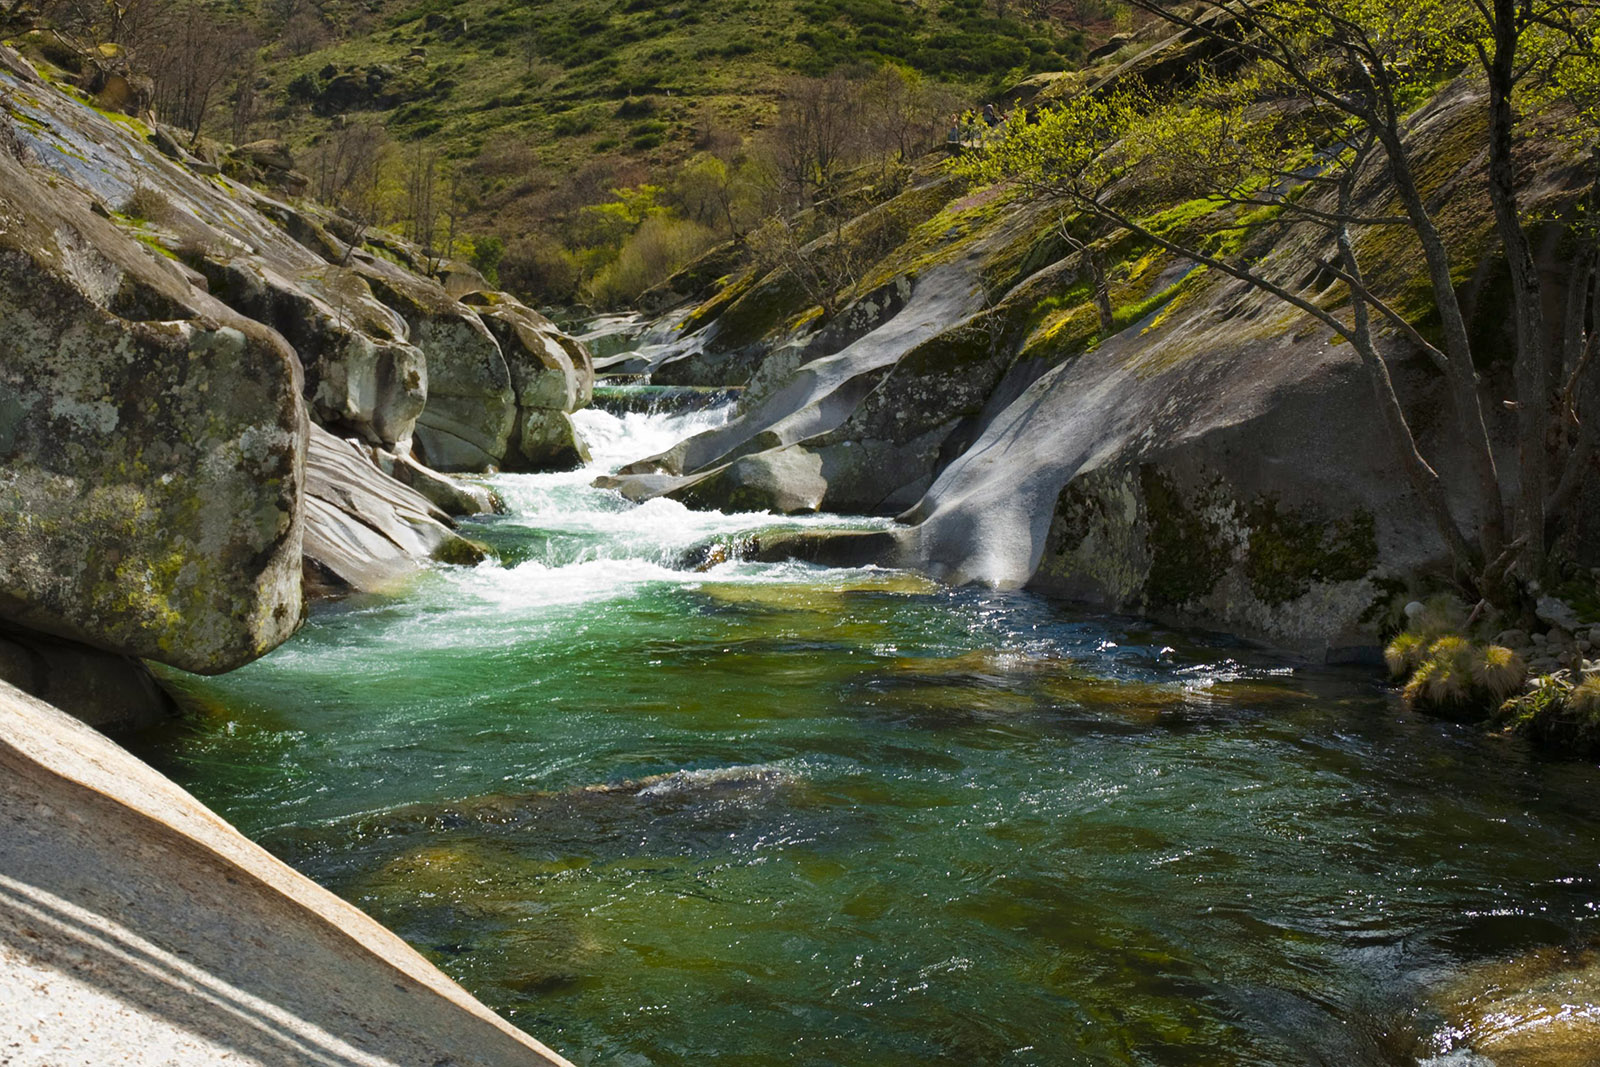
[586,215,719,307]
[1570,675,1600,716]
[499,234,581,303]
[1472,644,1527,701]
[1401,636,1478,712]
[1384,630,1429,676]
[1387,624,1526,716]
[470,235,505,287]
[1496,675,1600,755]
[122,185,176,225]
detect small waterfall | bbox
[445,384,895,612]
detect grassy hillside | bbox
[261,0,1092,168]
[232,0,1115,303]
[7,0,1122,304]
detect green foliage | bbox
[1496,676,1600,755]
[499,235,582,303]
[470,234,505,286]
[121,185,176,225]
[1385,593,1527,717]
[586,215,721,307]
[1396,636,1526,715]
[792,0,1082,79]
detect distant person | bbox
[982,102,1003,128]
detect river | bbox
[138,389,1600,1067]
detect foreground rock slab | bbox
[0,681,574,1067]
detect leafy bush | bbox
[1496,676,1600,755]
[1384,598,1526,717]
[469,234,505,286]
[586,215,719,307]
[499,235,581,303]
[122,185,176,225]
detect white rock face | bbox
[0,681,574,1067]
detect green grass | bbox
[246,0,1087,174]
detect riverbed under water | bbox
[139,394,1600,1067]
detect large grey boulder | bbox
[0,147,305,676]
[358,262,516,472]
[470,293,595,471]
[192,256,428,450]
[0,680,575,1067]
[887,303,1451,658]
[674,446,830,515]
[3,51,592,486]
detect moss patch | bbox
[1139,466,1230,607]
[1243,498,1378,606]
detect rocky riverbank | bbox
[0,38,595,1057]
[0,38,595,697]
[598,54,1599,664]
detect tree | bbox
[861,64,964,167]
[764,71,867,211]
[305,119,387,262]
[964,0,1600,609]
[144,3,257,140]
[34,0,175,52]
[749,213,865,319]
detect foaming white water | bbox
[574,403,726,470]
[437,388,898,612]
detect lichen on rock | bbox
[0,144,305,675]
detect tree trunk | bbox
[1089,245,1114,334]
[1486,0,1551,582]
[1337,176,1479,575]
[1377,126,1509,567]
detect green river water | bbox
[139,393,1600,1067]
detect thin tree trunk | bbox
[1377,126,1509,566]
[1486,0,1551,581]
[1089,244,1113,334]
[1060,216,1114,334]
[1336,165,1478,574]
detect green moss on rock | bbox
[1244,498,1378,606]
[1139,466,1230,607]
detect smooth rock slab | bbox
[302,424,485,596]
[0,680,574,1067]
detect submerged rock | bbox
[1426,945,1600,1066]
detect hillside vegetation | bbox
[3,0,1126,306]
